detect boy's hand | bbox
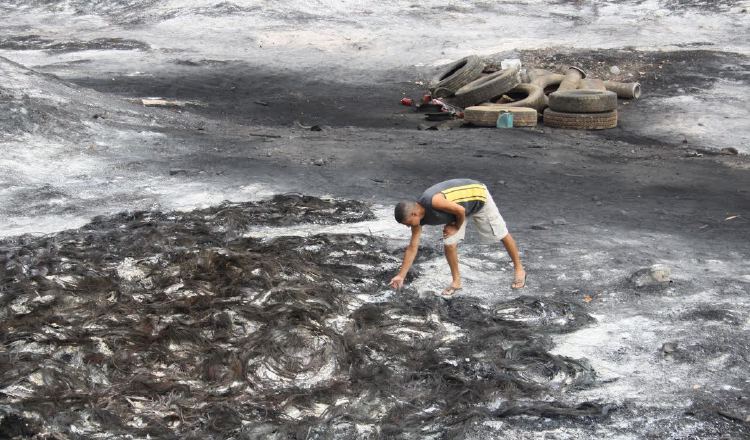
[443,223,459,238]
[389,274,405,289]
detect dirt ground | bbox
[61,48,749,242]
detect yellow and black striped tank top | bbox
[417,179,487,225]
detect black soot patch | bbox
[0,35,149,52]
[680,307,742,326]
[0,196,606,439]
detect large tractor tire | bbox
[557,66,586,92]
[543,109,618,130]
[548,90,618,113]
[578,78,607,91]
[480,83,546,112]
[531,72,565,89]
[431,56,485,98]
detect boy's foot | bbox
[512,270,527,289]
[439,285,462,297]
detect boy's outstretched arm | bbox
[389,225,421,289]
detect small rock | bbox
[169,169,188,176]
[254,100,269,106]
[720,147,738,155]
[661,342,677,354]
[310,125,322,132]
[531,224,550,230]
[630,264,672,289]
[266,151,272,157]
[596,201,603,206]
[552,218,567,225]
[592,195,600,201]
[610,66,621,75]
[436,120,464,131]
[313,158,325,166]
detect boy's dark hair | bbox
[394,201,415,224]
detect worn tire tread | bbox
[431,56,485,98]
[464,106,538,127]
[548,89,618,113]
[446,67,521,108]
[543,109,618,130]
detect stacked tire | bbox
[463,106,538,127]
[543,90,618,130]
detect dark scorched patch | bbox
[0,35,149,52]
[0,196,605,439]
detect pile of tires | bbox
[428,57,640,130]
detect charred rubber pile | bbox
[1,196,607,439]
[406,56,640,131]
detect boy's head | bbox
[394,201,421,226]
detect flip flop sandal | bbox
[438,286,462,298]
[512,273,527,289]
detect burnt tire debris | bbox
[431,55,485,98]
[0,195,608,438]
[483,83,547,112]
[445,66,522,109]
[415,57,641,130]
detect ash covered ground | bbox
[1,197,606,438]
[1,1,750,439]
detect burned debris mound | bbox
[191,193,376,227]
[406,56,640,130]
[84,194,374,233]
[1,196,604,438]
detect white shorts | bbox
[443,189,508,246]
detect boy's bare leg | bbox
[444,243,462,290]
[501,234,526,288]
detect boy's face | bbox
[401,210,421,227]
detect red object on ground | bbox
[400,97,413,106]
[422,94,432,104]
